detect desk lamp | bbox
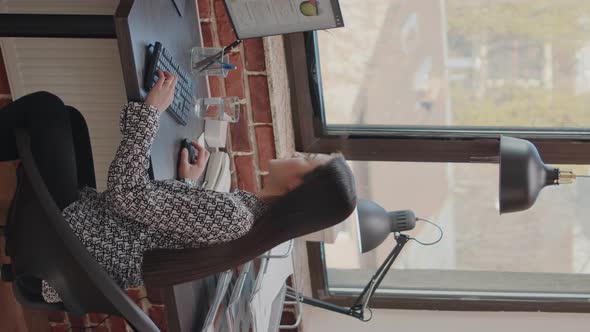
[286,199,429,321]
[499,136,589,214]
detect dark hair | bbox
[142,155,357,287]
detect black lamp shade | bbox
[499,136,558,214]
[356,199,391,253]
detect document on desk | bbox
[249,241,294,332]
[201,270,233,332]
[226,262,255,332]
[224,0,344,39]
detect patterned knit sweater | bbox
[42,102,266,303]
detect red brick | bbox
[0,50,10,95]
[197,0,211,19]
[229,104,251,152]
[260,174,269,189]
[255,126,276,172]
[87,313,109,324]
[67,314,85,329]
[48,311,66,323]
[126,288,145,307]
[149,305,168,332]
[234,155,258,193]
[244,38,266,72]
[108,316,129,332]
[214,0,236,46]
[200,21,216,48]
[0,98,11,108]
[90,326,109,332]
[280,310,296,326]
[224,52,245,99]
[50,324,68,332]
[248,76,272,123]
[208,76,224,97]
[146,286,165,305]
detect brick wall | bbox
[199,0,277,193]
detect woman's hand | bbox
[179,141,210,181]
[145,70,177,113]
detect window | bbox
[285,0,590,311]
[285,0,590,163]
[321,161,590,311]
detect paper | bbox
[248,241,294,332]
[224,0,344,39]
[202,270,234,332]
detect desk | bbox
[115,0,207,180]
[114,1,213,329]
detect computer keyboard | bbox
[144,41,194,126]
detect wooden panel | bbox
[0,0,118,15]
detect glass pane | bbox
[318,0,590,129]
[324,161,590,297]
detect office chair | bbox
[0,123,158,331]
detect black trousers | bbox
[0,91,95,210]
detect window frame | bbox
[306,243,590,313]
[284,31,590,312]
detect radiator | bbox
[0,0,118,14]
[1,37,128,191]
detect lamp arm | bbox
[285,291,356,316]
[284,234,410,321]
[351,234,410,313]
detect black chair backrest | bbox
[7,129,158,332]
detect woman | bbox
[0,71,357,303]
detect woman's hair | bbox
[142,154,357,286]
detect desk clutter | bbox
[199,241,298,332]
[192,45,237,77]
[144,41,241,153]
[145,41,240,127]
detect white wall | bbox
[302,307,590,332]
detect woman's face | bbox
[265,154,325,195]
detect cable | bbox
[409,217,444,246]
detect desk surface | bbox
[115,0,207,180]
[114,1,212,330]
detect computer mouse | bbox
[179,138,197,165]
